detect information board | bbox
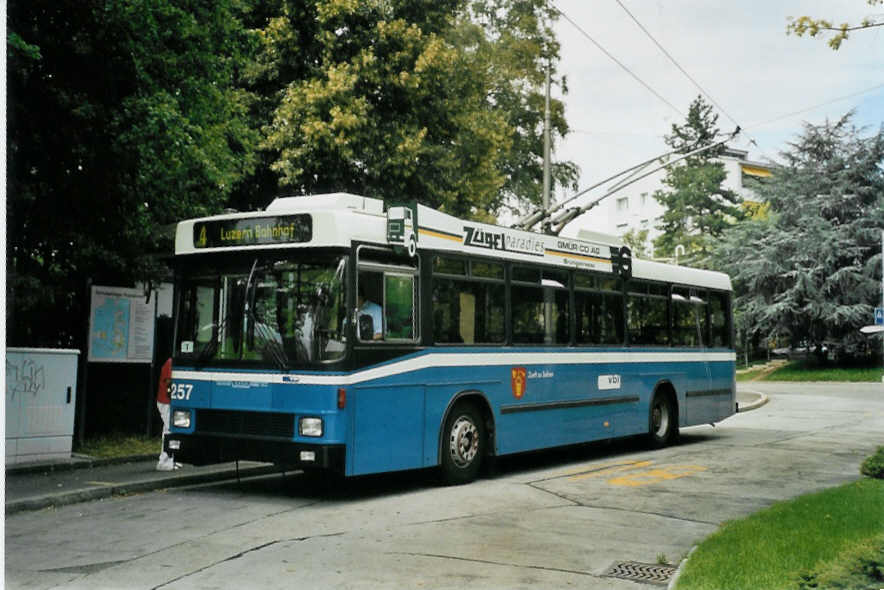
[88,286,156,363]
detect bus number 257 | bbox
[170,383,193,400]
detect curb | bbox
[736,390,769,413]
[5,464,280,515]
[5,454,159,476]
[667,545,698,590]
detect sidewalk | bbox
[5,455,279,515]
[736,389,769,413]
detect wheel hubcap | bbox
[653,401,669,437]
[449,416,479,468]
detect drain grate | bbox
[605,561,676,586]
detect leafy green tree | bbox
[787,0,884,50]
[250,0,576,219]
[714,113,884,360]
[653,96,743,262]
[8,0,578,348]
[7,0,258,346]
[459,0,578,214]
[622,228,650,259]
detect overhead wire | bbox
[539,1,884,230]
[607,0,782,164]
[549,3,686,118]
[743,81,884,131]
[538,1,744,231]
[612,0,742,130]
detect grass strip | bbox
[735,367,768,382]
[76,433,162,458]
[675,478,884,590]
[765,364,883,382]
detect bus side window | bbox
[384,274,416,340]
[709,291,730,347]
[357,261,419,343]
[628,281,668,346]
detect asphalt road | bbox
[6,382,883,590]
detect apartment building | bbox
[572,148,772,257]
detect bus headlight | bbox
[299,417,323,437]
[173,410,192,429]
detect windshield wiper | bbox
[195,314,231,367]
[252,319,289,370]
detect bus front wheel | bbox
[648,392,678,449]
[441,402,485,485]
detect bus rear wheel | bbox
[648,392,678,449]
[441,402,485,485]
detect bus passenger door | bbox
[349,246,424,475]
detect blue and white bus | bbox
[166,193,735,484]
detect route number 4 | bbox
[170,383,193,400]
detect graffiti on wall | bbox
[6,358,46,400]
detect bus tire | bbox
[440,402,485,485]
[648,391,678,449]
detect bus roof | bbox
[174,192,731,292]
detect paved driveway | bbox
[6,382,883,589]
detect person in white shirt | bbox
[357,284,383,340]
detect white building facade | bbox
[568,148,772,258]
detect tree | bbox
[7,0,259,346]
[787,0,884,50]
[621,228,650,259]
[459,0,579,214]
[7,0,579,347]
[250,0,577,219]
[714,113,884,360]
[652,96,743,262]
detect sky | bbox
[548,0,884,234]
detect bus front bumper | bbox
[164,433,345,473]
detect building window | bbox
[616,197,629,211]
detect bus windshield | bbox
[175,254,348,368]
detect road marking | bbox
[86,481,118,487]
[555,459,646,478]
[607,464,707,487]
[568,460,654,481]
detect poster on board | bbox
[88,285,156,363]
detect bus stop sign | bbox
[876,307,884,326]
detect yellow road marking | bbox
[86,481,118,487]
[607,464,707,487]
[557,459,646,478]
[569,460,654,481]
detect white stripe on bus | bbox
[173,350,736,387]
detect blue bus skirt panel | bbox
[167,348,735,477]
[165,375,349,470]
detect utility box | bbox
[6,348,80,465]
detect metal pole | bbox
[77,279,93,446]
[542,65,552,234]
[542,65,554,342]
[146,293,158,436]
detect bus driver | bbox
[357,283,383,340]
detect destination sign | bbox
[193,215,312,248]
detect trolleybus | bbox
[165,193,736,484]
